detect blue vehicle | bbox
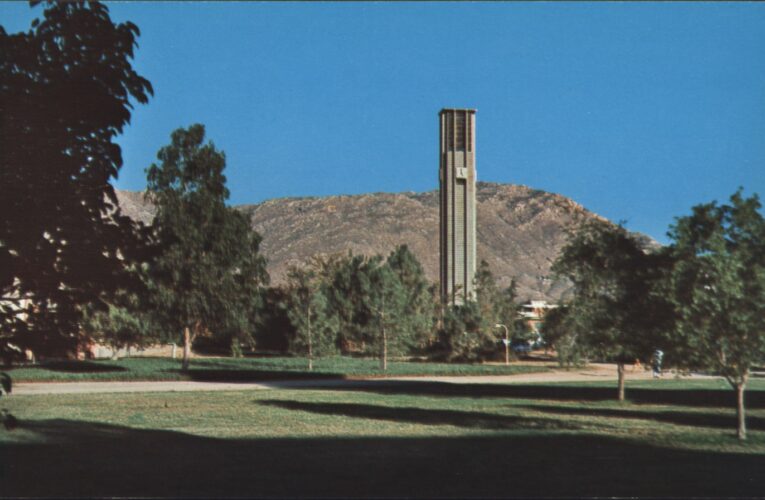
[510,340,532,354]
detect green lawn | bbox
[1,378,764,497]
[4,355,550,382]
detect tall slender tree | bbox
[1,1,152,358]
[357,257,406,371]
[146,124,268,370]
[326,252,372,353]
[474,260,501,334]
[285,262,338,370]
[472,260,512,359]
[668,190,765,440]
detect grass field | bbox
[4,356,550,382]
[1,378,764,497]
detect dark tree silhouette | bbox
[0,1,152,359]
[552,221,673,401]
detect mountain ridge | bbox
[116,182,656,302]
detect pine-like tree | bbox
[285,263,339,370]
[145,125,268,370]
[386,245,434,354]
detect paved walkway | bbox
[13,363,713,396]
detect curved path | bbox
[13,363,713,396]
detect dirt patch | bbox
[13,363,711,396]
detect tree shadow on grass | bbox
[330,381,765,409]
[173,368,346,383]
[151,355,346,383]
[3,418,764,498]
[518,404,765,432]
[32,360,127,373]
[258,399,580,431]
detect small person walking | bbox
[652,349,664,378]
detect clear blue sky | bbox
[3,2,765,243]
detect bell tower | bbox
[439,108,477,305]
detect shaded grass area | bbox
[5,356,550,382]
[328,377,765,407]
[3,422,763,498]
[1,379,764,497]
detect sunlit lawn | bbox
[5,355,550,382]
[1,378,764,497]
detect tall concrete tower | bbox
[439,108,477,305]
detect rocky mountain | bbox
[116,183,656,302]
[114,190,155,226]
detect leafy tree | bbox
[552,220,672,401]
[356,257,407,371]
[315,248,435,365]
[469,260,512,360]
[475,261,530,351]
[437,261,524,362]
[430,262,525,363]
[474,260,501,334]
[146,124,268,370]
[540,305,587,368]
[667,190,765,440]
[81,288,153,357]
[1,1,152,358]
[495,280,523,337]
[285,263,338,370]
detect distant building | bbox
[439,108,477,305]
[80,341,179,360]
[520,300,558,335]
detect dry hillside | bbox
[117,183,655,302]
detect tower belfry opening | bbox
[439,108,477,305]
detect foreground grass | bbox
[1,378,764,497]
[5,355,550,382]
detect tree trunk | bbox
[380,306,387,371]
[736,378,747,440]
[182,326,191,371]
[307,310,313,372]
[381,323,387,371]
[617,362,626,402]
[379,297,387,371]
